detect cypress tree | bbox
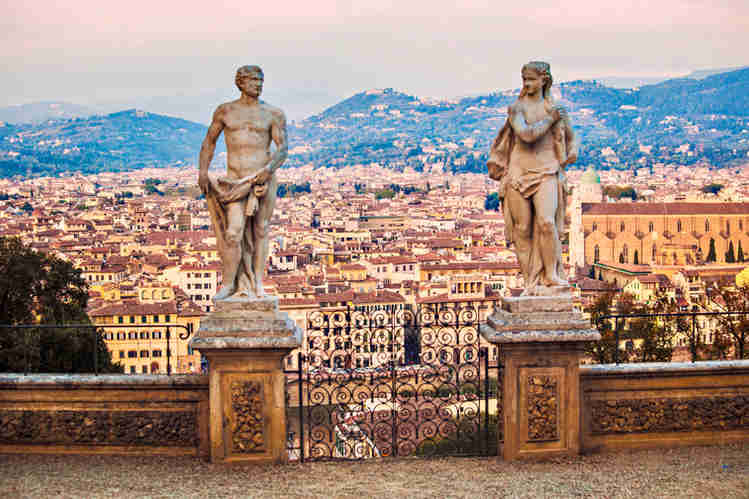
[707,238,717,262]
[726,241,736,263]
[633,250,639,265]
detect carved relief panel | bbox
[222,373,270,458]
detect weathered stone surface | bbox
[192,296,302,353]
[213,295,278,315]
[0,409,198,446]
[191,332,301,351]
[481,301,600,344]
[501,295,574,313]
[481,324,600,344]
[590,396,749,435]
[487,309,590,332]
[230,380,265,453]
[527,375,559,441]
[0,374,207,388]
[581,360,749,376]
[198,315,299,338]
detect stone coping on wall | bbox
[581,359,749,377]
[0,373,208,388]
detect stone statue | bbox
[198,65,287,300]
[487,61,578,295]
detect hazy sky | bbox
[3,0,749,120]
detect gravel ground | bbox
[2,443,748,498]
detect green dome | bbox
[580,167,600,184]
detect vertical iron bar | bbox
[93,327,99,376]
[166,326,172,375]
[614,317,620,365]
[483,347,489,457]
[298,351,304,463]
[24,328,29,376]
[692,313,697,362]
[391,334,397,457]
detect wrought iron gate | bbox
[285,302,500,461]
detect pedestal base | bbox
[189,296,301,464]
[481,295,600,461]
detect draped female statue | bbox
[487,61,578,295]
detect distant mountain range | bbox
[1,67,748,179]
[0,102,98,125]
[0,109,218,178]
[285,67,749,174]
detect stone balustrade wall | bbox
[0,374,209,457]
[580,360,749,452]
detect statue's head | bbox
[520,61,553,100]
[236,65,264,97]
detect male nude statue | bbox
[487,61,578,295]
[198,65,287,300]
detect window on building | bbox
[128,350,137,358]
[652,244,657,262]
[119,351,125,359]
[140,350,149,358]
[118,316,124,324]
[142,365,148,374]
[594,245,600,263]
[128,332,136,340]
[152,350,162,357]
[705,219,710,232]
[140,331,148,339]
[649,221,654,233]
[592,222,597,232]
[141,315,147,323]
[152,331,162,339]
[164,315,170,322]
[129,316,135,324]
[130,366,136,374]
[677,220,682,232]
[620,222,625,232]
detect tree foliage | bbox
[726,240,736,263]
[484,192,500,211]
[709,282,749,359]
[701,183,724,194]
[706,237,717,263]
[0,237,121,373]
[277,181,311,198]
[375,188,396,200]
[603,185,637,200]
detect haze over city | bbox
[3,0,749,120]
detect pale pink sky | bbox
[3,0,748,119]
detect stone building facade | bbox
[581,203,749,267]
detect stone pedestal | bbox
[480,294,599,461]
[190,295,301,464]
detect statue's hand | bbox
[198,171,210,194]
[253,167,273,186]
[551,105,568,123]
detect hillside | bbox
[0,109,216,178]
[1,68,748,179]
[0,101,97,124]
[286,67,749,173]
